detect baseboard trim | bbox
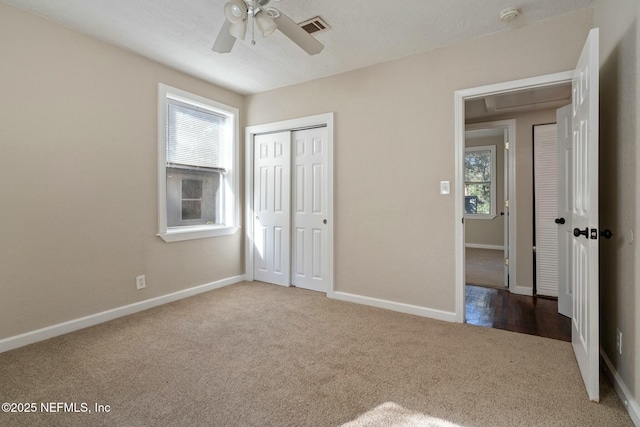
[601,347,640,426]
[329,291,457,323]
[509,285,533,296]
[465,244,504,250]
[0,275,245,354]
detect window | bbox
[180,179,204,220]
[158,84,239,242]
[464,145,496,219]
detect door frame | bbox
[244,113,335,294]
[454,72,573,322]
[464,119,516,291]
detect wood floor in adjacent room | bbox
[465,284,572,342]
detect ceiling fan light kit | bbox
[224,0,247,23]
[213,0,325,55]
[255,10,277,37]
[228,20,247,40]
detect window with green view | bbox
[464,145,496,217]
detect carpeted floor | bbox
[0,281,633,427]
[466,247,506,289]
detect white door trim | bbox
[245,113,335,294]
[454,71,573,322]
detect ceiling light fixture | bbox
[228,20,247,40]
[213,0,324,55]
[224,0,248,24]
[255,10,277,37]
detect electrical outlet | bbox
[136,275,146,290]
[616,328,622,355]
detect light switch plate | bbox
[440,181,450,195]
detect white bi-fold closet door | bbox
[253,126,329,293]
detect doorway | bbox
[464,120,515,292]
[245,113,335,293]
[454,72,574,322]
[462,115,572,341]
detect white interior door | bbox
[291,127,329,292]
[253,131,291,286]
[556,104,573,318]
[534,124,560,297]
[570,28,599,402]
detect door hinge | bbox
[504,200,509,208]
[505,142,510,150]
[533,246,537,252]
[505,258,509,266]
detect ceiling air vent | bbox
[299,16,329,35]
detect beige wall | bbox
[0,3,245,339]
[246,9,593,309]
[464,134,505,248]
[595,0,640,402]
[2,0,637,411]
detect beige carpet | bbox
[0,282,632,427]
[466,247,506,289]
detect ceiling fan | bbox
[212,0,324,55]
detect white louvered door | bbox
[253,132,291,286]
[534,124,559,297]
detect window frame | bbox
[157,83,240,242]
[464,144,497,220]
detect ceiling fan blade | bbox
[273,11,324,55]
[212,20,236,54]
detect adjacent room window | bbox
[464,145,496,219]
[158,84,239,242]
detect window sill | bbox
[158,225,240,242]
[464,214,498,220]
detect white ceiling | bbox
[4,0,594,95]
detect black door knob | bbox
[555,218,566,224]
[600,229,614,239]
[573,227,589,238]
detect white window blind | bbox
[167,99,227,170]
